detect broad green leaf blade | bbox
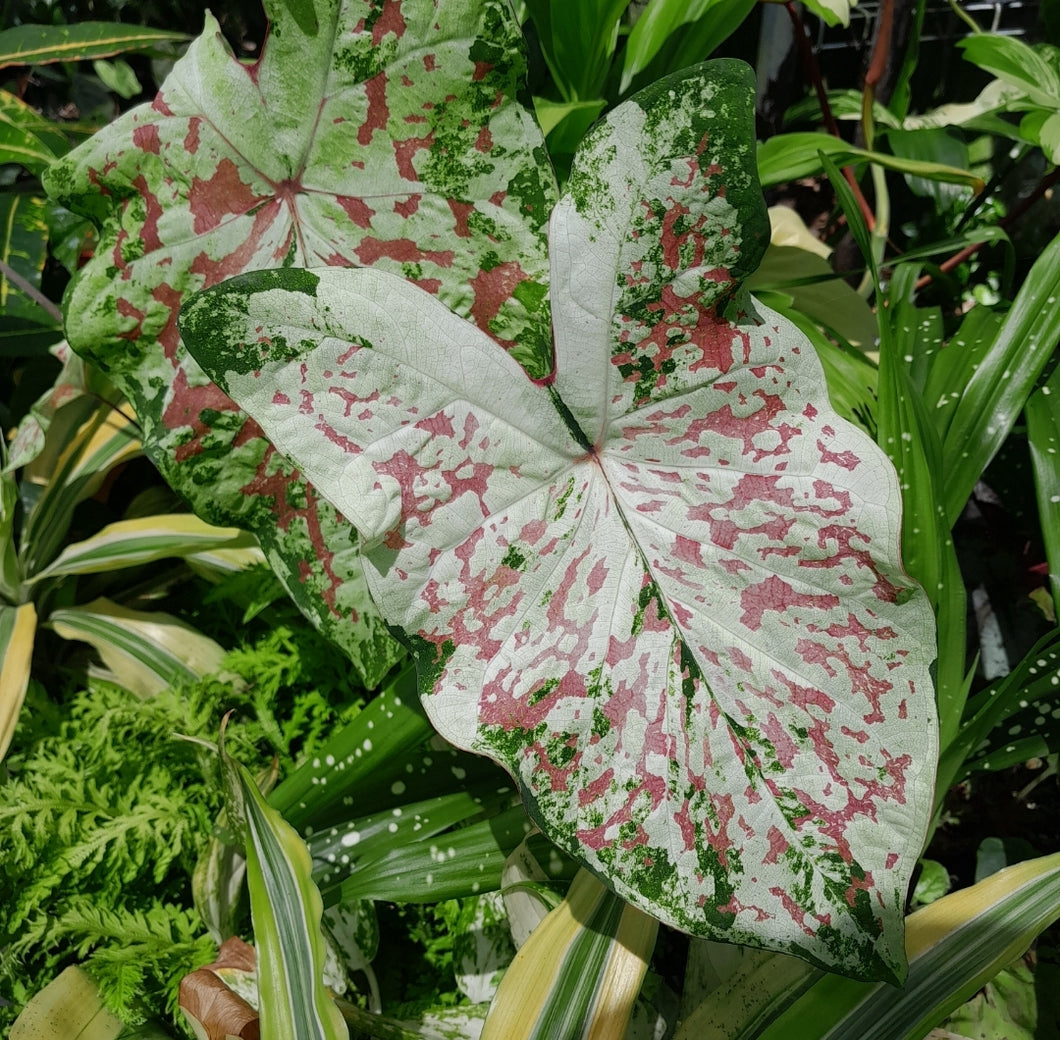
[184,61,937,983]
[747,851,1060,1040]
[620,0,745,94]
[0,602,36,761]
[523,0,627,102]
[940,233,1060,526]
[0,22,190,69]
[747,209,878,351]
[49,597,225,697]
[481,870,658,1040]
[44,0,558,687]
[333,803,537,903]
[219,739,347,1040]
[0,91,71,158]
[311,782,516,898]
[31,513,257,582]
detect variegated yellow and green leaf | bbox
[20,399,141,578]
[0,601,37,760]
[9,964,169,1040]
[0,194,60,339]
[219,736,347,1040]
[48,597,225,697]
[734,851,1060,1040]
[0,22,190,69]
[183,59,937,982]
[0,91,70,174]
[30,513,258,583]
[482,869,658,1040]
[45,0,558,686]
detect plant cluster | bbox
[2,1,1060,1039]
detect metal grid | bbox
[813,0,1041,51]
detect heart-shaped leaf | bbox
[44,0,556,684]
[182,60,937,983]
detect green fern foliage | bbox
[0,606,369,1031]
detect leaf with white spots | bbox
[182,60,937,983]
[44,0,556,684]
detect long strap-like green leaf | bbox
[220,735,347,1040]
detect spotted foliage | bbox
[44,0,556,683]
[182,60,937,983]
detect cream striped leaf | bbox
[0,601,36,760]
[679,851,1060,1040]
[30,513,257,582]
[482,870,658,1040]
[220,737,347,1040]
[49,597,225,697]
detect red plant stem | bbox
[785,1,876,231]
[914,166,1060,291]
[863,0,895,95]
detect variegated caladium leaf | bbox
[181,60,937,983]
[43,0,556,685]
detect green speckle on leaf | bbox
[501,544,526,571]
[527,677,560,707]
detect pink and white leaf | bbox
[182,61,937,983]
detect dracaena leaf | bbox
[182,60,937,983]
[43,0,557,686]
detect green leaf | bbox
[939,233,1060,526]
[49,597,226,697]
[481,870,658,1040]
[184,61,937,983]
[219,735,347,1040]
[45,0,558,688]
[747,208,878,350]
[958,34,1060,109]
[91,58,142,100]
[0,602,36,761]
[19,399,141,579]
[1027,365,1060,617]
[523,0,627,101]
[949,629,1060,778]
[886,127,973,208]
[334,804,537,903]
[620,0,751,93]
[0,22,190,69]
[757,132,984,192]
[744,851,1060,1040]
[0,195,55,325]
[30,513,257,583]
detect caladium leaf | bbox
[182,60,937,983]
[44,0,556,685]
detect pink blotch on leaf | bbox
[188,158,268,235]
